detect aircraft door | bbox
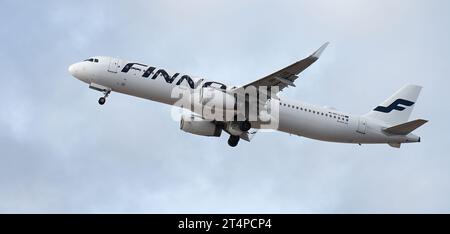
[357,118,367,134]
[107,57,120,73]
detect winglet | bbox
[311,42,330,59]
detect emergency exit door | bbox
[357,118,367,134]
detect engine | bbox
[180,114,222,137]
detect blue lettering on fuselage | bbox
[122,63,195,89]
[151,69,180,84]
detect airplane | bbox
[68,42,427,148]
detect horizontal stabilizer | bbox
[384,119,428,135]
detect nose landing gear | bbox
[98,97,106,105]
[98,89,111,106]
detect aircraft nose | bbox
[68,64,76,76]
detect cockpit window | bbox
[84,58,99,63]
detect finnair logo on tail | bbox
[374,99,415,113]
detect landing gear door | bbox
[357,118,367,134]
[108,58,119,73]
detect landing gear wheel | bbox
[228,135,240,147]
[98,97,106,105]
[240,121,251,132]
[98,89,111,106]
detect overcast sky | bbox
[0,0,449,213]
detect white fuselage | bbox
[69,56,420,146]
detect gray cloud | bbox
[0,0,449,213]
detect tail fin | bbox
[364,85,422,125]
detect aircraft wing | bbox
[232,42,329,98]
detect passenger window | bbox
[94,59,99,63]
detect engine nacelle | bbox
[180,114,222,137]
